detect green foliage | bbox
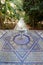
[0,0,24,20]
[23,0,43,28]
[0,0,25,29]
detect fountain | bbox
[13,18,30,45]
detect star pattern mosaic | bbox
[0,30,43,65]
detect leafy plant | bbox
[23,0,43,29]
[0,0,24,20]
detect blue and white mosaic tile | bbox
[0,30,43,65]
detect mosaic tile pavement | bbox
[0,30,43,65]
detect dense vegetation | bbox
[23,0,43,29]
[0,0,24,29]
[0,0,24,19]
[0,0,43,29]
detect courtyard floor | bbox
[0,30,43,65]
